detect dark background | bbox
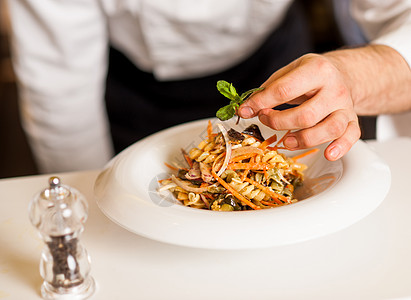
[0,0,374,179]
[1,0,37,178]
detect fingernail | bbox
[284,136,298,149]
[328,145,341,160]
[239,106,254,118]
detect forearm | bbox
[325,45,411,116]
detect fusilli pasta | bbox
[160,122,310,211]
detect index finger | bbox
[238,54,331,118]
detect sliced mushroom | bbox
[242,124,265,141]
[227,128,245,143]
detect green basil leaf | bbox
[217,80,238,101]
[229,84,237,97]
[216,104,236,121]
[216,81,262,121]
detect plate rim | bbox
[94,118,391,249]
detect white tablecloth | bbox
[1,138,411,300]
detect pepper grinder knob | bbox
[49,176,60,188]
[29,177,96,300]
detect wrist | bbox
[324,45,411,115]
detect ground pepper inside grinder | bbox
[29,176,96,299]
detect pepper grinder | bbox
[29,177,96,299]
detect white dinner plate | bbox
[94,118,391,249]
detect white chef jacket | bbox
[351,0,411,142]
[6,0,411,173]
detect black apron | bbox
[105,0,314,153]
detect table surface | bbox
[1,138,411,300]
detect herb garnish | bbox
[216,80,264,122]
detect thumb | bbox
[237,87,281,119]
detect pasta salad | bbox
[159,121,316,211]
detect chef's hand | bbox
[238,52,361,161]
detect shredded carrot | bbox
[240,156,253,181]
[260,200,280,207]
[240,169,249,182]
[164,162,178,171]
[259,133,278,150]
[292,148,319,161]
[181,148,193,168]
[207,120,213,141]
[158,177,172,184]
[244,177,288,204]
[272,130,291,150]
[227,162,272,171]
[211,170,260,210]
[203,193,216,201]
[260,200,290,207]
